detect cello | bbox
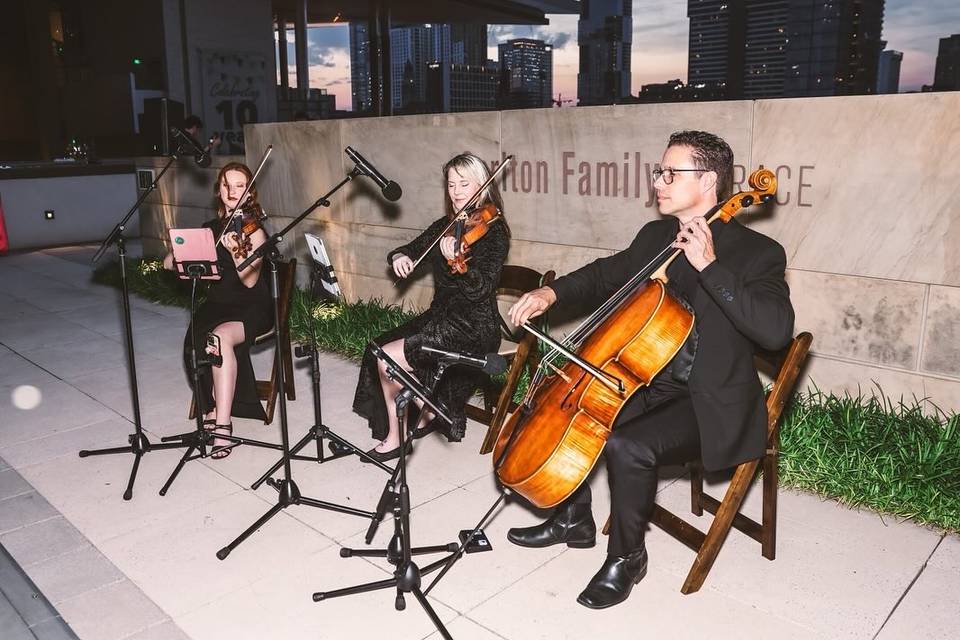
[493,168,777,508]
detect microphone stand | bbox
[312,343,459,640]
[78,148,196,500]
[214,165,379,559]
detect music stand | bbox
[312,342,461,639]
[303,232,342,302]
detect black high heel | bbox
[210,423,234,459]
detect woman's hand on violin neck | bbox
[508,286,557,327]
[392,254,415,279]
[439,236,462,261]
[223,231,242,254]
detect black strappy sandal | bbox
[210,423,234,459]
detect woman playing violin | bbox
[352,152,510,462]
[162,161,272,458]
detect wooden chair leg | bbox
[680,460,759,594]
[762,451,778,560]
[689,461,704,516]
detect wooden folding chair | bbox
[602,331,813,594]
[464,264,555,454]
[189,258,298,425]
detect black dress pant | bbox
[566,376,701,556]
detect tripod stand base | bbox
[216,477,375,560]
[79,432,191,500]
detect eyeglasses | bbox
[652,167,702,184]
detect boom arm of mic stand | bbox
[236,168,362,273]
[93,153,179,264]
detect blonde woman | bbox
[352,152,510,461]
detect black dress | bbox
[352,215,510,442]
[182,218,274,420]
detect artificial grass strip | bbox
[92,257,195,308]
[92,258,960,532]
[779,389,960,531]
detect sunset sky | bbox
[281,0,960,112]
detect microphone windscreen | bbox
[483,354,508,375]
[383,181,402,202]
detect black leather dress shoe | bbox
[576,547,648,609]
[506,504,596,549]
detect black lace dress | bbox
[182,218,274,420]
[352,215,509,442]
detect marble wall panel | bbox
[500,102,755,249]
[138,155,242,208]
[921,376,960,416]
[242,120,343,221]
[265,217,433,283]
[751,92,960,286]
[798,355,930,410]
[337,112,501,231]
[336,272,435,311]
[786,269,926,369]
[501,237,613,285]
[920,285,960,378]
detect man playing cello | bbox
[506,130,795,609]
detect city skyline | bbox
[287,0,959,112]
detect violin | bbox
[446,203,502,274]
[223,202,267,261]
[405,156,514,276]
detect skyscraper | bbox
[742,0,790,98]
[390,25,433,111]
[877,47,903,94]
[427,61,500,112]
[932,34,960,91]
[783,0,885,97]
[349,22,372,113]
[384,23,488,112]
[498,38,553,108]
[687,0,745,97]
[450,24,487,67]
[577,0,632,105]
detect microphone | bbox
[421,346,508,375]
[170,127,211,167]
[345,146,402,202]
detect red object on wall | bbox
[0,194,8,254]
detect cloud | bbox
[488,19,576,52]
[884,0,960,90]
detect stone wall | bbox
[140,93,960,413]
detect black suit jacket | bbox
[549,217,795,471]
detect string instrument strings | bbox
[523,167,778,404]
[446,202,503,274]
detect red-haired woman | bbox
[163,162,272,457]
